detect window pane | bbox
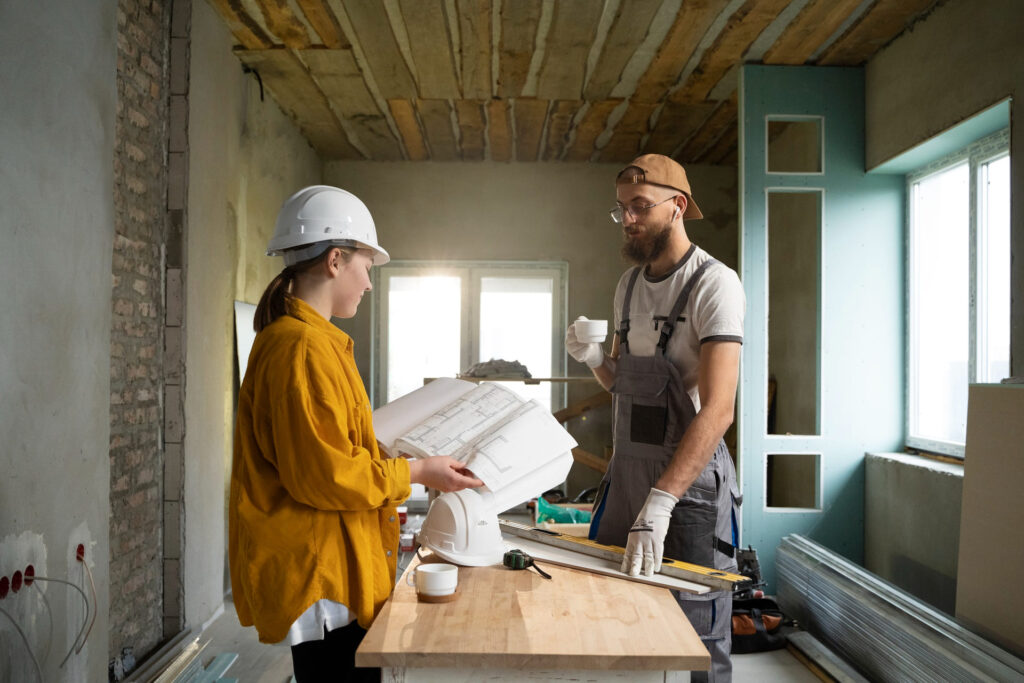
[977,155,1010,383]
[479,277,553,409]
[910,163,969,444]
[387,276,461,402]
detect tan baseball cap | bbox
[616,153,703,220]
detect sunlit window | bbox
[907,130,1010,456]
[386,275,462,402]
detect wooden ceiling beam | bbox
[698,121,737,165]
[418,99,459,161]
[295,0,349,49]
[388,99,428,161]
[818,0,940,66]
[299,48,404,160]
[337,0,417,98]
[207,0,274,48]
[497,0,542,98]
[762,0,863,65]
[456,0,492,99]
[235,48,362,158]
[564,99,623,162]
[254,0,313,48]
[643,100,717,157]
[584,0,662,101]
[671,0,791,103]
[542,100,584,161]
[631,0,730,104]
[598,101,658,162]
[455,100,486,161]
[399,0,461,99]
[487,99,513,162]
[678,93,737,163]
[513,98,549,162]
[536,0,603,100]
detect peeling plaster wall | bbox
[323,160,738,495]
[0,1,115,680]
[184,0,320,630]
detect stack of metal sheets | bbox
[777,534,1024,682]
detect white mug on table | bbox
[407,562,458,596]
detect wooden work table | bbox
[356,552,710,681]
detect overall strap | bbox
[618,267,642,354]
[657,258,719,353]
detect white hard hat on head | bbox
[267,185,390,266]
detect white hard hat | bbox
[267,185,390,266]
[417,489,505,567]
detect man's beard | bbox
[621,221,672,265]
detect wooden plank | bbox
[254,0,313,47]
[206,0,274,48]
[535,0,603,100]
[496,0,541,98]
[299,48,404,160]
[398,0,460,99]
[456,0,492,99]
[235,48,362,158]
[584,0,662,100]
[418,98,458,161]
[571,447,608,474]
[487,99,513,162]
[455,100,486,161]
[357,555,711,669]
[388,99,428,160]
[542,99,583,161]
[512,97,548,161]
[697,120,737,165]
[295,0,348,48]
[819,0,939,66]
[632,0,729,104]
[643,100,717,156]
[598,100,658,162]
[338,0,417,98]
[678,94,736,162]
[500,520,750,591]
[552,390,611,423]
[672,0,791,103]
[762,0,864,65]
[564,99,623,161]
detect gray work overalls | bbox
[591,260,740,683]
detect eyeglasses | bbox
[609,195,678,224]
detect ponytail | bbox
[253,243,360,333]
[254,267,295,333]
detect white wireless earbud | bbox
[673,206,680,220]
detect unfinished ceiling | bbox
[209,0,941,164]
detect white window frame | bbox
[372,260,569,408]
[906,128,1010,457]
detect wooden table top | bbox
[356,553,710,671]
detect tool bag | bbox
[731,597,787,653]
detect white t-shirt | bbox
[613,244,745,410]
[281,599,354,646]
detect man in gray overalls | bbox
[566,154,744,682]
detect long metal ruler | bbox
[499,520,750,593]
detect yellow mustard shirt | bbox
[229,297,411,643]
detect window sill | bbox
[865,451,964,477]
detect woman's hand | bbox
[408,456,484,493]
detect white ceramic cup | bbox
[406,562,458,597]
[575,318,608,343]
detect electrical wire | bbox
[0,604,44,683]
[29,575,90,668]
[75,559,97,653]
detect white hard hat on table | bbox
[267,185,390,266]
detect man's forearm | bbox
[591,353,616,391]
[655,405,732,498]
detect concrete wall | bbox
[0,1,116,681]
[183,0,320,632]
[323,160,738,495]
[866,0,1024,374]
[865,454,962,614]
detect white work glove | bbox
[622,487,679,577]
[565,316,604,368]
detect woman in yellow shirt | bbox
[229,186,482,682]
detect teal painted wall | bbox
[739,65,905,590]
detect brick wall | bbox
[110,0,170,666]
